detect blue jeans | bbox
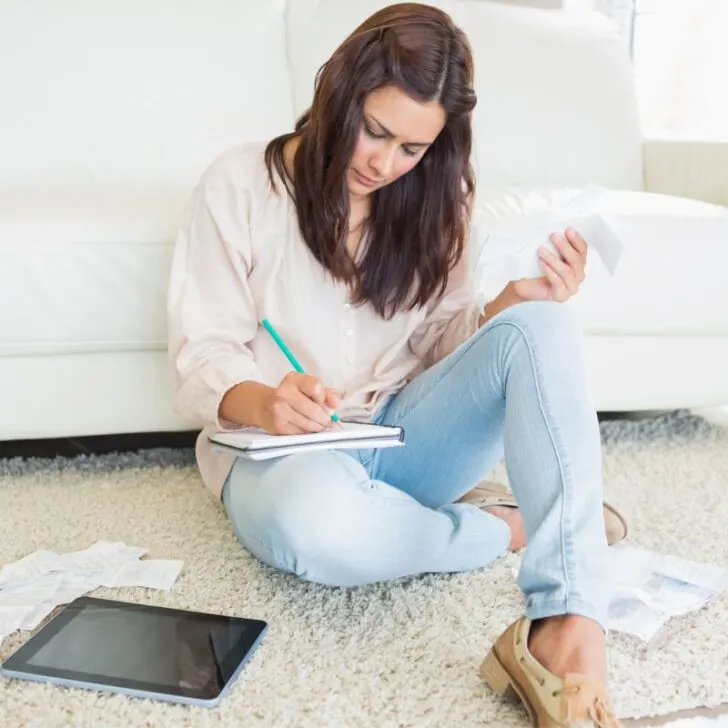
[223,301,610,627]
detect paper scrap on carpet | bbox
[0,541,183,641]
[607,543,728,644]
[512,543,728,645]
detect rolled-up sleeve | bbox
[408,221,486,367]
[167,166,264,428]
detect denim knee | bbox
[498,300,581,338]
[486,300,585,360]
[228,451,378,586]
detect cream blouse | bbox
[167,142,486,498]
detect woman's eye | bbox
[364,123,419,156]
[364,125,386,140]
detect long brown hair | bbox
[265,3,476,318]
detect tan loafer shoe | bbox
[481,617,623,727]
[458,482,628,546]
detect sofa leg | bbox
[689,405,728,426]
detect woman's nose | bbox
[369,146,396,179]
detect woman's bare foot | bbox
[528,615,608,686]
[483,505,526,551]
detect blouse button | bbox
[344,328,353,337]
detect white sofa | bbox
[1,0,727,441]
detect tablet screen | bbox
[3,597,267,701]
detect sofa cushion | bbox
[0,0,294,246]
[474,189,728,335]
[0,241,170,357]
[286,0,643,190]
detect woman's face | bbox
[347,84,446,200]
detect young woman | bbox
[168,4,625,726]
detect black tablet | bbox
[1,596,267,707]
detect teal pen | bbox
[261,318,341,423]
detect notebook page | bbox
[210,422,402,451]
[241,437,405,460]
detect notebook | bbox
[209,421,405,460]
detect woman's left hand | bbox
[511,227,587,303]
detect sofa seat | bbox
[0,241,170,359]
[5,188,724,363]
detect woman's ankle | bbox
[527,615,607,684]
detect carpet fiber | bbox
[1,412,727,727]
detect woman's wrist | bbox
[219,381,274,429]
[479,282,525,327]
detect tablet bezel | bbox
[1,596,267,706]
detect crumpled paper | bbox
[0,540,183,642]
[474,184,628,289]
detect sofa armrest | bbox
[643,136,728,207]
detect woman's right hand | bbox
[257,372,340,435]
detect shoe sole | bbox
[603,501,629,543]
[481,647,539,728]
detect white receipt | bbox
[478,185,626,281]
[0,541,183,642]
[606,543,728,644]
[511,542,728,646]
[99,560,183,590]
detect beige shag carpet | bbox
[1,412,728,728]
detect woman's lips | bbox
[353,169,381,187]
